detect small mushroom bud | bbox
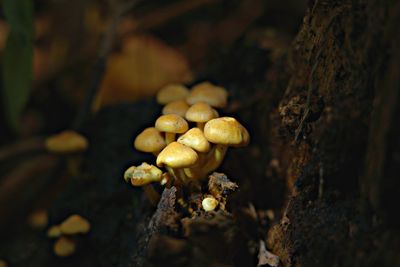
[186,82,228,108]
[156,84,189,104]
[59,214,91,235]
[0,259,7,267]
[162,100,190,117]
[155,114,189,144]
[53,237,76,257]
[45,130,88,154]
[47,225,62,238]
[202,196,218,211]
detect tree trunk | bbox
[267,0,400,266]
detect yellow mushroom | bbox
[27,209,48,230]
[186,82,228,108]
[124,163,163,186]
[134,127,166,155]
[203,117,249,175]
[156,142,198,184]
[53,237,76,257]
[45,130,88,154]
[155,114,189,144]
[156,84,190,104]
[47,225,62,238]
[185,102,218,130]
[59,214,91,235]
[124,163,163,205]
[162,100,190,117]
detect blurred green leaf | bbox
[1,0,34,131]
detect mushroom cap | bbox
[204,117,250,147]
[185,102,218,123]
[177,128,210,153]
[59,214,91,235]
[156,142,198,168]
[156,84,190,104]
[162,100,190,117]
[155,114,189,134]
[134,127,166,153]
[186,82,228,108]
[47,225,62,238]
[124,162,163,186]
[53,237,76,257]
[45,130,88,154]
[27,209,48,230]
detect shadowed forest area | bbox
[0,0,399,266]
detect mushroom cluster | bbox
[124,82,249,206]
[47,214,91,257]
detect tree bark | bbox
[267,0,400,266]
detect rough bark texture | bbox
[267,1,400,266]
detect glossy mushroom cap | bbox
[177,128,210,153]
[162,100,190,117]
[156,142,198,168]
[45,130,88,154]
[185,102,218,123]
[134,127,166,153]
[204,117,250,147]
[186,82,228,108]
[124,162,163,186]
[155,114,189,134]
[59,214,91,235]
[156,84,189,104]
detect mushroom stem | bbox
[196,122,206,131]
[165,133,176,144]
[201,144,228,176]
[143,185,160,206]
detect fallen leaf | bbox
[93,34,193,110]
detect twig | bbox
[120,0,216,38]
[73,0,139,130]
[0,137,45,162]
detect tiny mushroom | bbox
[162,100,190,117]
[185,102,218,130]
[53,237,76,257]
[0,260,6,267]
[202,196,219,211]
[45,130,88,154]
[186,82,228,108]
[59,214,91,235]
[203,117,250,175]
[155,114,189,144]
[134,127,166,155]
[156,84,190,104]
